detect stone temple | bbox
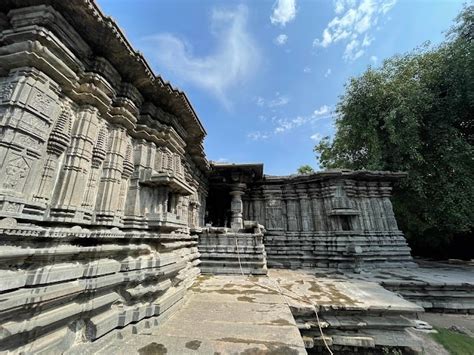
[0,1,472,354]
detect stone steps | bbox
[269,269,423,354]
[198,229,268,275]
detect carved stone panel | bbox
[265,197,283,230]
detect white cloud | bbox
[313,105,330,116]
[344,39,364,61]
[142,5,259,107]
[274,116,306,134]
[274,105,331,134]
[256,92,290,108]
[274,34,288,45]
[270,0,297,27]
[303,67,312,73]
[370,55,378,64]
[247,131,269,141]
[334,0,345,14]
[310,132,323,142]
[313,0,397,61]
[324,68,332,77]
[268,95,290,107]
[248,104,332,140]
[362,34,373,47]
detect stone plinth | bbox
[198,227,267,275]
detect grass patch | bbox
[431,328,474,355]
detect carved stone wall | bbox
[0,2,208,353]
[244,171,414,269]
[0,1,417,352]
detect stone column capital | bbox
[229,183,246,194]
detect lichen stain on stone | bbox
[185,340,202,350]
[218,337,299,353]
[270,318,293,326]
[238,345,300,355]
[306,280,356,305]
[237,295,256,302]
[138,342,168,355]
[194,288,277,296]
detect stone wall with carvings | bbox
[0,1,208,352]
[243,171,414,269]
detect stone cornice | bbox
[263,170,407,185]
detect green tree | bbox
[315,6,474,258]
[297,165,315,175]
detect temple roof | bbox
[0,0,208,169]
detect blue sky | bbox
[97,0,464,175]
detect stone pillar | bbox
[380,182,399,231]
[368,182,383,231]
[116,139,134,216]
[82,124,108,209]
[94,125,127,225]
[50,105,99,221]
[229,183,246,231]
[251,189,265,226]
[284,187,299,231]
[34,105,73,203]
[297,187,313,232]
[309,186,325,231]
[321,182,337,231]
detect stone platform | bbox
[269,269,423,354]
[65,270,437,355]
[69,275,306,354]
[357,260,474,314]
[198,227,268,275]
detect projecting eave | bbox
[210,162,264,177]
[263,169,408,184]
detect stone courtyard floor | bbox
[69,263,474,354]
[85,274,307,354]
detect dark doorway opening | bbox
[206,186,232,227]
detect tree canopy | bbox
[297,165,315,174]
[315,5,473,258]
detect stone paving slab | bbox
[152,275,307,352]
[97,334,306,355]
[365,261,474,287]
[267,269,423,352]
[268,269,423,313]
[348,261,474,313]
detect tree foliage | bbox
[315,6,474,258]
[297,165,315,174]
